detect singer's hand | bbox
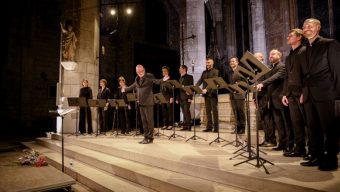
[282,96,289,106]
[121,88,125,93]
[202,89,207,94]
[256,83,264,91]
[299,94,304,104]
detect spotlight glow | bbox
[126,8,132,15]
[110,9,116,15]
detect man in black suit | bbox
[196,57,220,132]
[254,52,276,147]
[229,57,246,134]
[176,65,194,131]
[256,49,293,153]
[123,64,156,144]
[300,18,340,171]
[160,66,174,130]
[282,29,307,158]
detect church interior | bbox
[1,0,340,191]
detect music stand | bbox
[127,92,141,136]
[221,86,244,148]
[67,97,86,136]
[49,108,75,172]
[153,93,169,138]
[88,99,107,136]
[108,99,118,136]
[240,51,270,83]
[165,80,185,140]
[184,86,207,142]
[232,51,274,174]
[204,77,228,145]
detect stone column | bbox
[58,0,100,133]
[250,0,267,60]
[185,0,206,83]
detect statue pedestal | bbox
[61,61,77,71]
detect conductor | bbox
[122,64,156,144]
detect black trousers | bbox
[162,102,173,126]
[257,96,276,143]
[271,104,293,149]
[118,107,130,133]
[79,107,92,134]
[304,99,339,159]
[231,99,245,131]
[205,96,219,130]
[98,107,109,132]
[139,105,154,140]
[180,100,191,128]
[288,96,306,153]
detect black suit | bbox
[125,73,156,140]
[97,87,110,132]
[178,73,194,129]
[261,62,293,149]
[160,77,174,127]
[196,68,220,131]
[301,36,340,163]
[229,71,246,133]
[115,89,130,134]
[282,44,306,153]
[79,86,93,134]
[256,65,275,144]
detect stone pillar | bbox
[58,0,100,133]
[250,0,267,60]
[185,0,206,83]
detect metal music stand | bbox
[184,85,207,142]
[49,108,75,173]
[153,93,169,138]
[232,51,273,174]
[108,99,118,136]
[67,97,85,136]
[127,92,141,136]
[165,80,185,140]
[204,77,228,145]
[240,51,270,83]
[88,99,107,136]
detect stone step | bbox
[22,141,156,192]
[42,134,323,192]
[23,139,249,192]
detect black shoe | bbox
[203,129,212,132]
[259,141,267,147]
[213,129,218,133]
[161,126,168,130]
[284,151,305,157]
[166,126,173,130]
[303,154,312,161]
[148,138,154,143]
[179,128,188,131]
[237,130,245,134]
[300,158,319,167]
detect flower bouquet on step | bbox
[18,149,48,167]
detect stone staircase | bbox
[21,132,338,192]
